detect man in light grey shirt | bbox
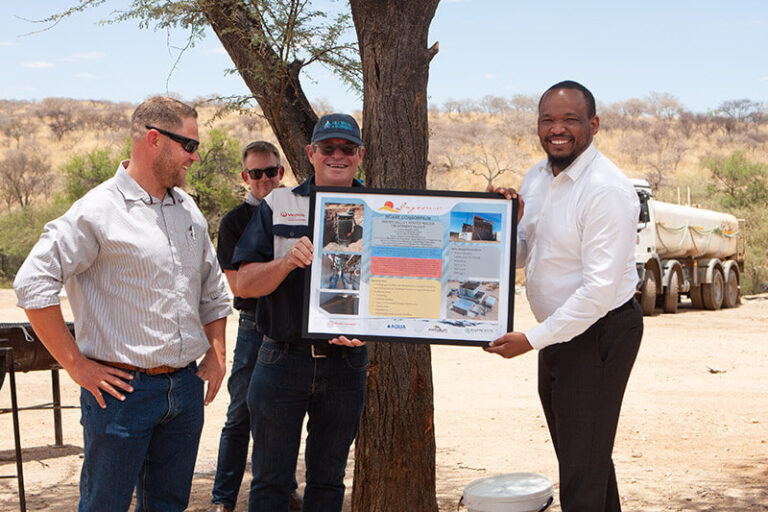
[14,96,232,512]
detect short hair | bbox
[130,97,198,139]
[539,80,596,118]
[241,140,281,168]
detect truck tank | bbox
[653,201,739,260]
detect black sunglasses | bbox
[313,143,360,156]
[246,166,280,180]
[145,125,200,153]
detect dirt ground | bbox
[1,288,766,511]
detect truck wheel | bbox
[689,285,704,308]
[663,271,680,314]
[640,272,657,316]
[702,269,724,310]
[723,269,740,308]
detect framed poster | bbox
[302,187,517,346]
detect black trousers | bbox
[538,299,643,512]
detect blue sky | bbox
[1,1,766,113]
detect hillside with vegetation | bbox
[0,95,766,292]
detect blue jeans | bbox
[211,310,263,509]
[79,363,204,512]
[247,341,368,512]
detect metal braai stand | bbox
[0,347,25,511]
[0,322,77,512]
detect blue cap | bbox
[311,113,363,146]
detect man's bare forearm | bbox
[237,259,292,298]
[24,305,84,370]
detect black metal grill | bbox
[0,322,75,512]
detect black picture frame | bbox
[302,186,517,347]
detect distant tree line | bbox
[0,96,766,291]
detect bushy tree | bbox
[186,128,242,239]
[0,146,53,208]
[62,140,131,200]
[0,196,71,283]
[1,117,36,149]
[697,151,768,294]
[703,150,768,209]
[36,97,83,141]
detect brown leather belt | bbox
[95,359,184,375]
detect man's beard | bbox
[152,153,185,191]
[547,154,578,171]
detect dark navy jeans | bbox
[247,340,368,512]
[79,363,204,512]
[211,310,263,509]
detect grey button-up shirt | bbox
[14,163,232,367]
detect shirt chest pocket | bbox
[273,224,308,259]
[164,208,204,275]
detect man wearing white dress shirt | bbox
[486,81,643,512]
[14,97,232,511]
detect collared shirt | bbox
[14,163,232,367]
[517,144,639,349]
[232,176,363,342]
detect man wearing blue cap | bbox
[233,114,368,512]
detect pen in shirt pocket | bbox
[188,225,196,241]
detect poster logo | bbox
[378,200,400,213]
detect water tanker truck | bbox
[633,179,745,315]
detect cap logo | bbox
[322,120,353,132]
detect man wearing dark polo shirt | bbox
[233,114,367,512]
[209,141,301,512]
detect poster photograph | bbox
[303,187,517,346]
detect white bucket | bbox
[462,472,554,512]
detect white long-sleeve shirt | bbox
[14,163,232,367]
[517,144,639,349]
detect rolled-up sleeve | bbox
[14,201,100,310]
[198,230,233,326]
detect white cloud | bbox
[760,76,768,82]
[22,61,53,68]
[75,72,97,79]
[205,46,228,56]
[0,41,21,47]
[57,51,106,62]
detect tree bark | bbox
[349,2,440,511]
[198,0,317,181]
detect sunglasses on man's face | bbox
[246,166,280,180]
[313,143,360,156]
[145,125,200,153]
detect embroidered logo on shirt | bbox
[279,211,307,221]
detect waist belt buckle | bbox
[311,344,328,359]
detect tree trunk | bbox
[349,2,440,511]
[198,0,317,181]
